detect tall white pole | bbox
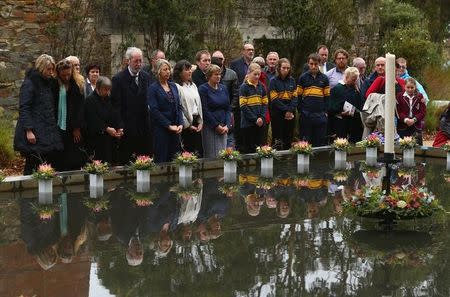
[384,53,395,156]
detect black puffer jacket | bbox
[14,69,63,154]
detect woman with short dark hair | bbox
[14,54,63,174]
[84,63,101,96]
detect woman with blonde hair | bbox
[54,58,86,170]
[239,63,268,153]
[147,59,184,162]
[14,54,63,174]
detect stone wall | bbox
[0,0,53,106]
[0,0,112,108]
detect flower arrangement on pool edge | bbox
[84,197,109,213]
[256,145,276,158]
[32,163,56,180]
[219,147,242,161]
[399,136,417,149]
[290,141,313,155]
[332,138,351,152]
[441,142,450,151]
[174,151,199,166]
[130,155,155,171]
[83,160,109,175]
[343,186,443,219]
[31,202,59,221]
[357,132,384,148]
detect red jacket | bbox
[396,91,426,131]
[365,76,405,99]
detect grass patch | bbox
[0,108,16,167]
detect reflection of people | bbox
[20,198,60,270]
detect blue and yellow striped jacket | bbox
[239,80,268,128]
[269,76,298,113]
[297,71,330,114]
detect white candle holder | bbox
[89,186,104,198]
[224,161,237,175]
[38,192,53,204]
[136,170,150,184]
[366,147,378,166]
[179,165,193,187]
[89,174,104,188]
[137,181,150,193]
[38,179,53,194]
[335,150,347,170]
[297,154,310,174]
[224,171,237,184]
[260,157,273,178]
[447,152,450,171]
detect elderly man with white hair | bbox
[111,47,152,164]
[328,67,363,142]
[352,57,367,90]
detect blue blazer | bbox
[147,81,184,128]
[230,56,248,85]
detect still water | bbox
[2,154,450,297]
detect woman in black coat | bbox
[54,59,86,171]
[84,76,123,163]
[14,54,63,175]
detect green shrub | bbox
[423,66,450,101]
[0,109,15,166]
[424,101,447,133]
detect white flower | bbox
[397,200,407,209]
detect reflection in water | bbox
[11,159,450,296]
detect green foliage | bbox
[424,101,446,133]
[263,0,354,77]
[378,0,442,79]
[423,66,450,101]
[0,109,15,167]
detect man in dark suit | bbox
[230,42,255,85]
[302,45,335,74]
[142,49,165,85]
[111,47,152,164]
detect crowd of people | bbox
[14,43,434,174]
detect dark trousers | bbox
[271,111,295,150]
[334,115,363,143]
[241,125,265,153]
[86,134,119,164]
[153,126,181,163]
[299,112,327,147]
[119,134,152,164]
[398,127,423,145]
[54,129,86,171]
[233,109,242,150]
[181,128,203,157]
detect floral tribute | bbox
[32,163,56,180]
[131,155,155,170]
[357,132,384,148]
[219,147,242,161]
[399,136,417,150]
[343,186,443,220]
[83,160,109,175]
[84,197,109,213]
[441,142,450,151]
[31,202,59,221]
[130,193,155,207]
[218,183,241,197]
[256,145,276,159]
[174,151,199,166]
[332,138,351,152]
[290,141,313,155]
[0,170,5,183]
